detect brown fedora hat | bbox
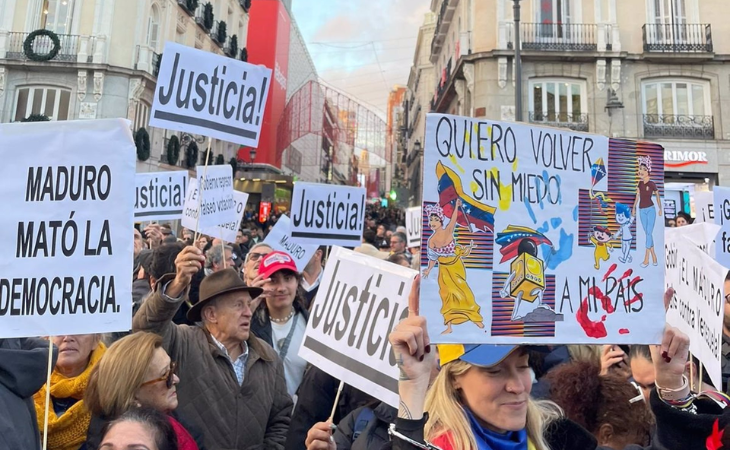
[186,268,263,322]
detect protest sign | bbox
[290,182,366,247]
[0,119,135,338]
[665,235,726,390]
[193,165,234,228]
[694,191,715,223]
[298,246,417,407]
[421,113,666,344]
[714,187,730,268]
[405,207,422,248]
[135,171,188,221]
[181,178,247,241]
[150,42,272,148]
[264,215,319,272]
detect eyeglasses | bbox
[140,361,177,389]
[247,252,269,262]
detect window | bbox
[13,87,71,121]
[642,79,713,139]
[41,0,75,35]
[134,102,150,130]
[651,0,687,25]
[538,0,572,24]
[642,79,709,118]
[147,4,160,50]
[529,79,586,125]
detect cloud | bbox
[292,0,429,115]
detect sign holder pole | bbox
[699,363,704,391]
[689,351,695,392]
[193,137,213,243]
[328,380,345,422]
[42,338,54,450]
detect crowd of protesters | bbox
[4,203,730,450]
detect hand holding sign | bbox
[651,288,691,391]
[167,246,205,299]
[304,422,336,450]
[388,275,435,420]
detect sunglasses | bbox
[140,361,177,389]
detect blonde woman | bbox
[388,281,700,450]
[84,332,200,450]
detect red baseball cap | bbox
[258,251,298,279]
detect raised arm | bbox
[133,246,205,347]
[445,198,462,235]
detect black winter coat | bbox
[333,402,397,450]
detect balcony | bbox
[177,0,197,17]
[643,23,712,53]
[430,0,459,60]
[521,23,598,51]
[135,45,162,78]
[239,0,251,12]
[4,32,94,63]
[210,21,227,47]
[643,114,714,140]
[529,112,589,132]
[503,23,618,52]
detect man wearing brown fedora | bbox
[134,245,291,449]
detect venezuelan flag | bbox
[436,161,497,232]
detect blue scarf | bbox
[466,409,528,450]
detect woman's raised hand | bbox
[389,275,436,419]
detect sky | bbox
[291,0,430,116]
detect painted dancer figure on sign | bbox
[632,156,662,268]
[422,201,483,335]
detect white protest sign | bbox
[135,171,188,221]
[290,182,366,247]
[713,187,730,268]
[665,235,726,390]
[405,207,422,248]
[0,119,135,338]
[422,113,666,344]
[264,215,319,272]
[150,42,272,148]
[694,191,715,223]
[298,246,417,407]
[194,165,234,228]
[181,178,247,241]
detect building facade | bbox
[406,0,730,218]
[0,0,251,176]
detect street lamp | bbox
[249,148,257,164]
[513,0,523,122]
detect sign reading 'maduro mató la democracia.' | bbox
[150,42,273,148]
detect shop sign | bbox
[664,150,708,168]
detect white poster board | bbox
[264,215,319,272]
[150,42,272,148]
[298,246,417,408]
[135,171,188,221]
[0,119,135,338]
[405,207,422,248]
[194,165,234,228]
[290,182,366,247]
[694,191,715,223]
[181,178,247,241]
[421,113,666,344]
[714,187,730,268]
[665,234,726,390]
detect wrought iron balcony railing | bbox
[529,112,589,132]
[521,23,597,51]
[643,114,714,139]
[5,32,84,62]
[642,23,712,53]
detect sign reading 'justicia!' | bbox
[150,42,273,148]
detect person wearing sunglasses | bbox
[84,332,200,450]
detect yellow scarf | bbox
[528,440,537,450]
[34,343,106,450]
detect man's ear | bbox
[202,305,216,324]
[597,423,614,447]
